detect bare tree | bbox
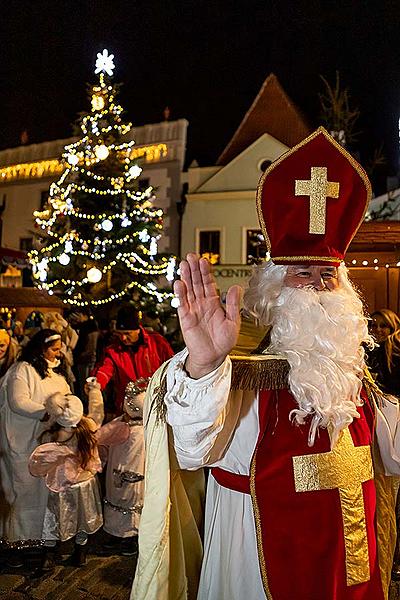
[319,71,360,147]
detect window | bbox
[258,159,272,172]
[199,230,220,264]
[19,237,33,251]
[246,229,267,264]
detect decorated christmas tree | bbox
[29,50,176,311]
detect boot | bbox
[5,550,24,568]
[71,543,87,567]
[41,542,60,571]
[120,536,138,556]
[41,551,56,571]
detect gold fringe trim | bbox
[230,354,289,391]
[362,368,386,410]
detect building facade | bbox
[182,75,400,314]
[0,118,188,257]
[182,74,311,293]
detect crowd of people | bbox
[0,305,175,571]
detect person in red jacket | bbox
[93,307,174,414]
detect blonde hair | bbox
[371,308,400,372]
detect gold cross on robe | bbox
[295,166,340,234]
[292,427,373,586]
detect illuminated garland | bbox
[29,52,176,308]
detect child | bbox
[29,383,104,568]
[98,377,148,555]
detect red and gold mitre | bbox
[256,127,371,266]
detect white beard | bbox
[267,285,371,447]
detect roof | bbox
[217,73,311,166]
[0,287,64,308]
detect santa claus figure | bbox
[131,128,400,600]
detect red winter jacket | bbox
[94,326,174,413]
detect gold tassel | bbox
[230,354,289,390]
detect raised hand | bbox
[174,253,242,378]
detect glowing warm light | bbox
[87,267,102,283]
[351,259,357,265]
[95,145,109,160]
[362,260,368,266]
[91,94,105,111]
[0,159,63,182]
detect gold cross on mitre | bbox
[295,166,340,234]
[292,427,373,586]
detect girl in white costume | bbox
[29,380,105,567]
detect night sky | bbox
[2,1,400,187]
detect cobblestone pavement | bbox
[0,532,136,600]
[0,536,399,599]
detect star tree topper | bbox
[95,49,115,76]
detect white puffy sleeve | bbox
[374,395,400,475]
[8,363,47,419]
[165,349,232,470]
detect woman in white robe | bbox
[0,329,81,560]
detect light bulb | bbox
[91,94,105,111]
[149,238,158,256]
[87,267,102,283]
[101,219,113,231]
[67,153,79,166]
[128,165,142,178]
[59,253,71,265]
[139,229,150,243]
[166,257,176,282]
[121,217,131,227]
[95,145,109,160]
[171,297,180,308]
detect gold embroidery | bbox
[250,445,274,600]
[271,255,342,264]
[256,127,372,259]
[293,428,373,586]
[295,166,340,234]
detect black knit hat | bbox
[116,307,140,331]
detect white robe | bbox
[165,349,400,600]
[0,361,74,543]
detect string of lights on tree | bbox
[29,49,177,309]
